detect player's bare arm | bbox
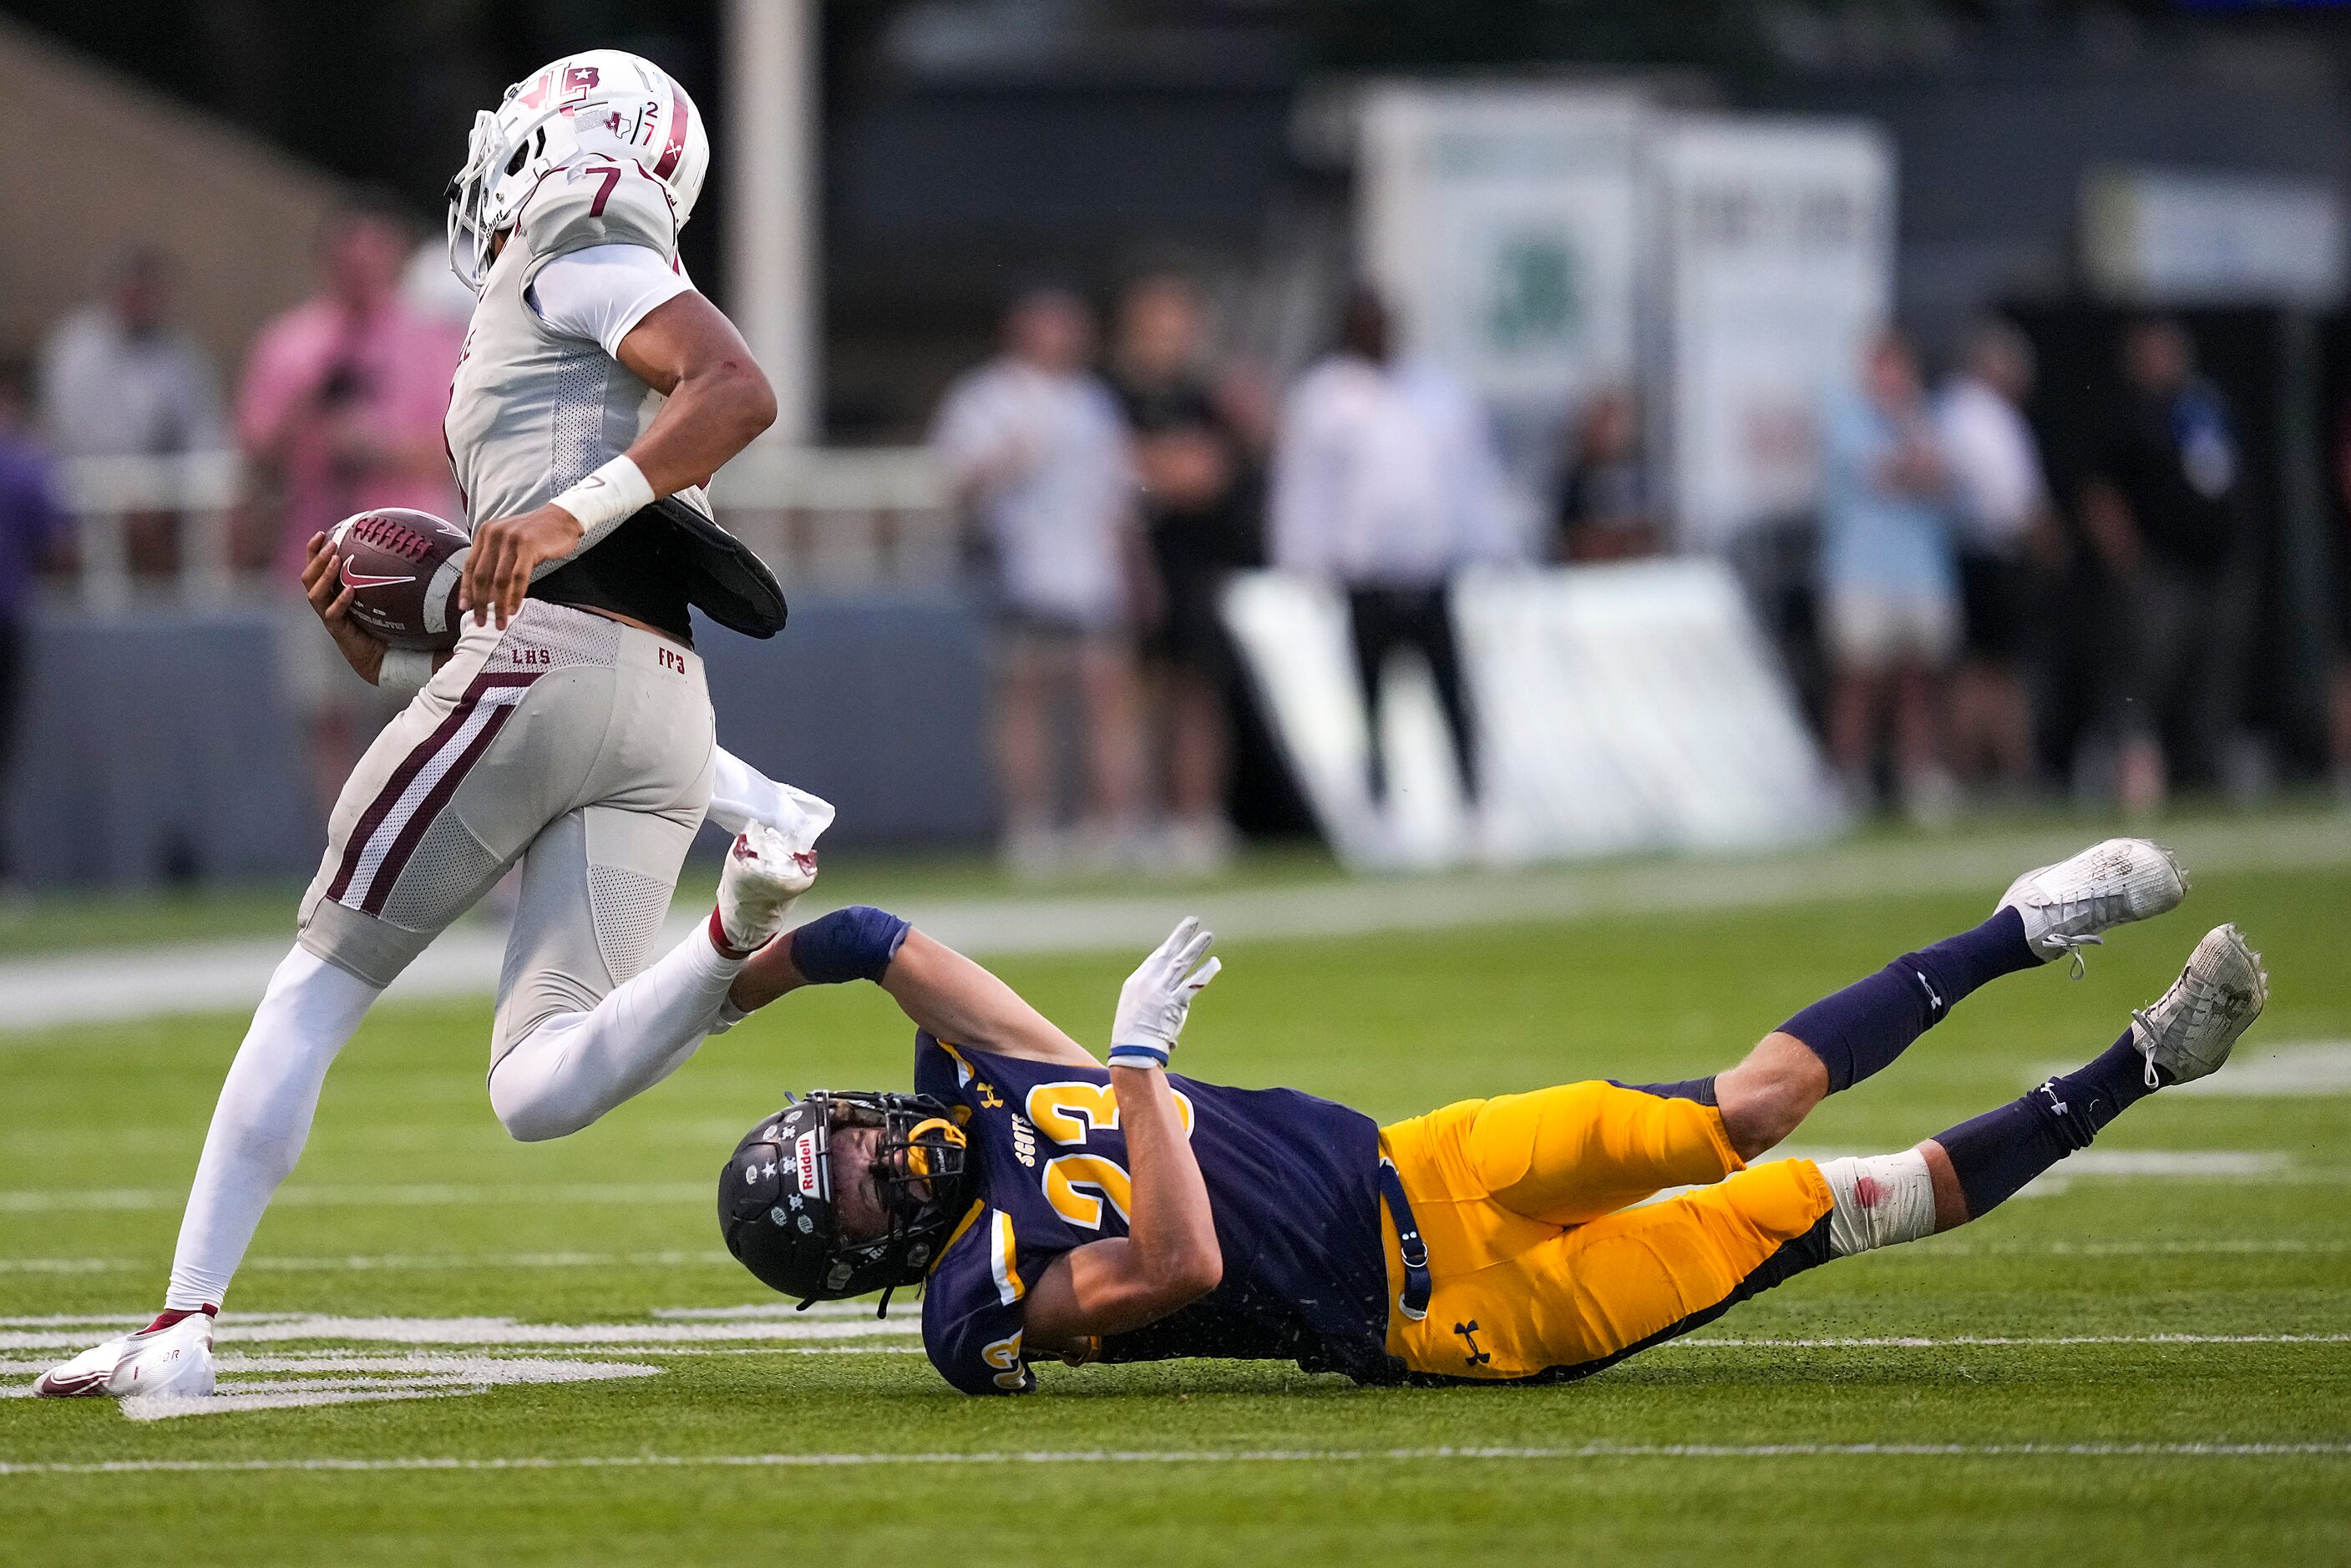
[461,291,776,627]
[612,292,778,492]
[1023,1058,1221,1350]
[731,918,1098,1067]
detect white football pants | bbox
[154,615,818,1316]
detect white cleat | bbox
[33,1312,215,1400]
[713,821,819,956]
[2132,923,2268,1087]
[1998,837,2186,975]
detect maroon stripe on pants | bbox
[354,680,537,918]
[323,670,538,906]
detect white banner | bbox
[2084,166,2346,307]
[1358,85,1645,459]
[1222,561,1842,871]
[1654,117,1894,548]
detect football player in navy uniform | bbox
[717,839,2266,1393]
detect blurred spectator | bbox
[0,362,60,894]
[1554,388,1659,563]
[1108,273,1265,874]
[1819,331,1961,822]
[235,203,465,819]
[1270,287,1517,810]
[933,288,1147,877]
[2080,319,2247,815]
[1936,317,2055,800]
[36,245,225,576]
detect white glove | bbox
[1108,917,1221,1070]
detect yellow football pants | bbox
[1379,1081,1834,1381]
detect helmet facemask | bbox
[845,1103,970,1243]
[717,1092,972,1314]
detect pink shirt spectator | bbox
[236,299,464,584]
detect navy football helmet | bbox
[718,1091,971,1312]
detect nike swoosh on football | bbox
[341,564,418,589]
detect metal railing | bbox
[54,451,245,611]
[49,446,959,609]
[707,445,960,592]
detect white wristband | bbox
[1106,1043,1170,1071]
[549,454,656,546]
[378,649,437,698]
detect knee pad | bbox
[1819,1150,1937,1257]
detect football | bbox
[327,508,472,652]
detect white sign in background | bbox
[1223,562,1842,872]
[1653,116,1896,549]
[1357,85,1646,483]
[2083,166,2347,307]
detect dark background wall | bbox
[5,595,999,888]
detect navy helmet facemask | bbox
[717,1090,971,1315]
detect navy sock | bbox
[1614,1075,1719,1106]
[1933,1029,2162,1218]
[1778,908,2038,1093]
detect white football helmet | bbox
[446,48,711,294]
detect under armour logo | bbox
[1454,1320,1491,1368]
[1915,969,1946,1015]
[978,1084,1004,1109]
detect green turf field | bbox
[3,848,2348,1565]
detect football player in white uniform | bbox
[38,50,825,1401]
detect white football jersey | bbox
[443,159,711,559]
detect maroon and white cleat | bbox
[33,1308,216,1400]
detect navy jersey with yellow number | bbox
[914,1031,1391,1394]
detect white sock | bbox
[1819,1150,1938,1257]
[164,947,381,1311]
[487,921,744,1142]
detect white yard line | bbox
[0,1313,921,1353]
[2166,1039,2351,1097]
[0,1301,900,1328]
[4,1326,2343,1423]
[0,1353,662,1419]
[9,813,2350,1033]
[1665,1333,2351,1348]
[1884,1238,2351,1257]
[0,1182,707,1212]
[3,1319,2336,1357]
[10,1237,2344,1277]
[0,1249,737,1274]
[6,1441,2351,1475]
